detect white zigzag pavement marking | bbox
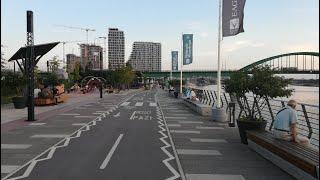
[3,92,148,180]
[3,100,123,180]
[157,112,180,180]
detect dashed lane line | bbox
[99,134,124,169]
[1,91,141,180]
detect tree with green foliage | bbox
[224,66,293,121]
[48,56,61,73]
[111,66,136,90]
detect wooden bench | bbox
[182,97,212,116]
[34,94,68,106]
[247,130,319,180]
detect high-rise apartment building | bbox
[108,28,125,70]
[128,42,161,72]
[66,54,81,73]
[80,44,103,70]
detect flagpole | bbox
[180,33,183,95]
[217,0,222,108]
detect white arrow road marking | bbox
[99,134,124,169]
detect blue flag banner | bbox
[171,51,178,71]
[183,34,193,65]
[222,0,246,37]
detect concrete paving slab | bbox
[196,126,224,129]
[30,134,69,138]
[190,138,227,143]
[1,165,20,174]
[170,130,200,134]
[178,121,203,124]
[177,149,222,155]
[167,124,181,127]
[1,144,32,149]
[186,174,245,180]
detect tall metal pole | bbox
[62,42,66,69]
[104,38,106,69]
[86,30,89,45]
[216,0,222,108]
[26,10,35,121]
[180,33,183,95]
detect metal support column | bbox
[26,10,35,121]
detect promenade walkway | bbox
[157,89,294,180]
[1,88,296,180]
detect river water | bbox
[201,85,319,106]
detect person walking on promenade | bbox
[273,99,310,146]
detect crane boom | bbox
[54,24,96,44]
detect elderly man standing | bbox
[273,100,309,146]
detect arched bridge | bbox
[143,52,319,78]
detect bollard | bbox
[100,85,103,98]
[228,102,236,127]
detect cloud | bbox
[185,21,210,38]
[197,51,216,57]
[281,43,319,52]
[224,39,265,52]
[186,21,202,31]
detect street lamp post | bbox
[98,37,107,69]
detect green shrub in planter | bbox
[224,66,293,144]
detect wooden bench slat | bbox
[249,131,319,156]
[247,131,319,178]
[250,131,319,162]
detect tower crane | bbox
[54,25,96,44]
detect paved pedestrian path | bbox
[157,89,294,180]
[1,90,134,124]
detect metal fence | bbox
[187,87,319,147]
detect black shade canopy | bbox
[8,42,60,62]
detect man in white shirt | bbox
[273,100,309,146]
[34,88,41,98]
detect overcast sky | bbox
[1,0,319,71]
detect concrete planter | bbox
[237,119,267,144]
[12,96,27,109]
[211,107,227,122]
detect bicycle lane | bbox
[4,90,180,180]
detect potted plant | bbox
[224,66,293,144]
[11,73,27,109]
